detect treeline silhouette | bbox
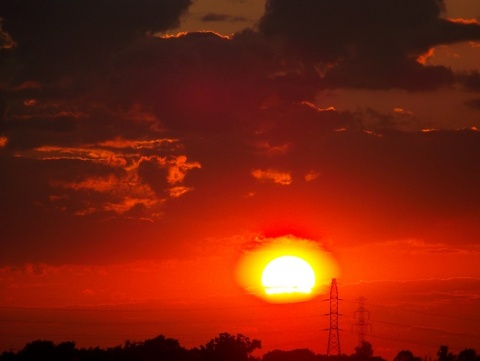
[0,333,478,361]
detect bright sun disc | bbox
[262,255,315,295]
[235,235,340,303]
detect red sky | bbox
[1,0,480,360]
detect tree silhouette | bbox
[394,350,422,361]
[141,335,188,361]
[17,340,57,361]
[262,348,316,361]
[457,349,477,361]
[354,341,374,360]
[56,341,77,361]
[1,333,475,361]
[0,352,15,361]
[437,346,454,361]
[199,333,261,361]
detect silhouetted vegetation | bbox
[197,332,261,361]
[394,350,422,361]
[1,334,478,361]
[263,348,317,361]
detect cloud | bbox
[166,155,202,185]
[465,98,480,109]
[251,168,292,185]
[0,23,15,50]
[378,239,480,255]
[2,0,480,112]
[461,70,480,90]
[5,137,200,221]
[0,0,192,82]
[167,186,193,198]
[201,13,247,23]
[393,108,415,116]
[304,171,320,182]
[254,141,292,156]
[0,0,480,270]
[300,101,336,113]
[258,0,480,89]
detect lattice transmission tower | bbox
[326,278,341,356]
[352,297,372,346]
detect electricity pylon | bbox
[326,278,341,356]
[352,296,372,346]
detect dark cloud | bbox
[259,0,445,58]
[0,0,192,82]
[460,70,480,91]
[201,13,247,23]
[100,31,304,131]
[258,0,480,89]
[465,98,480,109]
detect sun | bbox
[262,255,315,295]
[235,235,340,303]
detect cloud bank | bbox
[0,0,479,266]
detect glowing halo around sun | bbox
[235,235,340,303]
[262,255,316,295]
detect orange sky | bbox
[1,0,480,360]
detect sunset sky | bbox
[1,0,480,359]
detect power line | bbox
[342,299,480,323]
